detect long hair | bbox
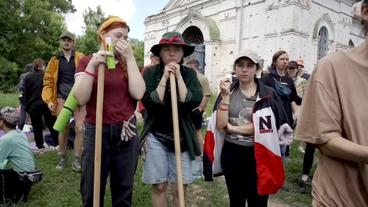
[271,50,287,69]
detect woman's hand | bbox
[86,50,110,71]
[115,38,134,59]
[220,78,231,97]
[163,62,181,80]
[121,115,136,141]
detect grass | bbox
[0,93,20,108]
[1,93,316,206]
[271,141,317,207]
[17,152,229,207]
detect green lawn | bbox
[0,93,20,108]
[1,93,315,206]
[18,142,314,207]
[18,152,229,207]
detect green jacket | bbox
[140,64,203,160]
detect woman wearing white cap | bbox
[216,50,291,207]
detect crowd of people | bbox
[0,1,367,206]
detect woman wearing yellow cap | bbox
[73,16,145,207]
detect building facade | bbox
[144,0,364,91]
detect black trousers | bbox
[221,141,268,207]
[18,103,27,131]
[302,143,315,175]
[81,123,139,207]
[28,105,58,149]
[0,169,32,204]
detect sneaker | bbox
[55,159,66,170]
[72,157,81,172]
[33,146,46,154]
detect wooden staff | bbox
[169,73,185,207]
[93,64,105,207]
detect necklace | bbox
[240,83,257,98]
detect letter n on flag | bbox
[253,107,285,195]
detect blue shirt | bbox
[0,130,35,172]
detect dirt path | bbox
[186,177,291,207]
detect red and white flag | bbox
[253,107,285,195]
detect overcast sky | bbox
[65,0,167,40]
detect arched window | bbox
[182,26,204,44]
[183,26,206,74]
[317,26,329,60]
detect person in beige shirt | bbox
[186,59,211,152]
[296,1,368,206]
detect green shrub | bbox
[0,57,21,93]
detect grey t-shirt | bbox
[225,87,256,146]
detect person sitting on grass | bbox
[0,107,36,204]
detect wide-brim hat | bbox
[150,32,195,57]
[234,49,260,65]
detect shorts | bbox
[190,108,203,130]
[142,133,194,184]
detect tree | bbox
[76,6,105,55]
[0,0,74,92]
[0,0,74,64]
[130,39,144,69]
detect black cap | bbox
[287,61,298,68]
[24,63,34,72]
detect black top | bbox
[260,69,301,127]
[23,70,47,114]
[57,52,76,99]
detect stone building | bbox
[144,0,365,91]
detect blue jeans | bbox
[81,123,139,207]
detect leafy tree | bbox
[76,6,105,55]
[0,0,74,92]
[130,38,144,69]
[0,57,22,93]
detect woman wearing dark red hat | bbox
[140,31,202,207]
[73,16,145,207]
[296,1,368,206]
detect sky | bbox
[65,0,168,40]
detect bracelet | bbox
[218,106,228,111]
[220,102,230,106]
[158,83,166,88]
[84,70,97,78]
